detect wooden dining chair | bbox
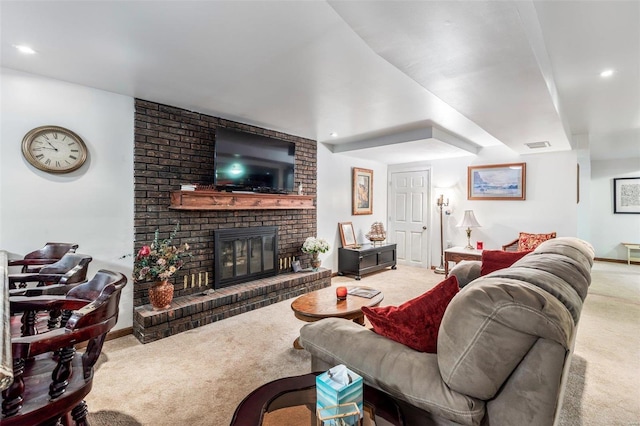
[1,270,127,426]
[8,253,92,292]
[8,242,79,273]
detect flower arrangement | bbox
[301,236,330,254]
[133,224,191,283]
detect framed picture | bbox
[468,163,526,200]
[338,222,357,248]
[352,167,373,215]
[614,177,640,214]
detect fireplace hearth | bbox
[214,226,278,289]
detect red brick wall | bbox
[133,99,317,306]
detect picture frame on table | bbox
[468,163,526,200]
[352,167,373,215]
[338,222,357,248]
[613,177,640,214]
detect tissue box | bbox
[316,365,363,423]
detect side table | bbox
[444,246,483,277]
[230,372,405,425]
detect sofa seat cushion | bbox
[300,318,486,425]
[361,276,459,353]
[480,249,532,276]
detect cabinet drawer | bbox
[360,253,378,269]
[378,249,395,264]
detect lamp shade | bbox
[458,210,481,228]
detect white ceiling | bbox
[1,1,638,163]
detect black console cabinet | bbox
[338,243,397,280]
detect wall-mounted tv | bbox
[214,128,295,193]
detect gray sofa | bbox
[300,237,595,426]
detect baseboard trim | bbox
[595,257,639,266]
[75,326,132,349]
[107,326,133,341]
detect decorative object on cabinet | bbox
[613,177,640,214]
[352,167,373,215]
[468,162,526,200]
[457,210,481,250]
[338,222,357,248]
[435,194,450,274]
[365,222,386,246]
[21,125,88,174]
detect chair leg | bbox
[71,400,90,426]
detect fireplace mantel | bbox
[169,190,315,211]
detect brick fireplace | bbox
[132,99,328,343]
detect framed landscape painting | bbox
[614,177,640,214]
[468,163,526,200]
[352,167,373,215]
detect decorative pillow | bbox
[480,249,532,276]
[361,276,459,353]
[518,232,556,251]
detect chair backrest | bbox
[23,242,78,260]
[39,253,92,284]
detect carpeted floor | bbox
[85,261,640,425]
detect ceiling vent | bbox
[525,141,551,149]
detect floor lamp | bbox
[434,194,449,274]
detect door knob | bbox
[422,226,427,230]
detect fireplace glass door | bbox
[214,227,278,289]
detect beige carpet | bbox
[85,262,640,425]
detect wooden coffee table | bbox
[230,372,405,425]
[290,286,383,349]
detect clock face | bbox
[22,126,88,173]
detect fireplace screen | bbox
[214,226,277,289]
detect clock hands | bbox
[46,140,59,151]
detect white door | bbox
[388,170,430,268]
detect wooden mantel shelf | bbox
[169,190,316,210]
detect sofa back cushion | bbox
[437,278,575,400]
[437,237,594,400]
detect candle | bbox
[477,241,484,250]
[336,286,348,301]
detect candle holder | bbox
[336,286,347,301]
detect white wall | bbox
[0,68,134,330]
[317,143,387,272]
[590,158,640,259]
[415,146,580,267]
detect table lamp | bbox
[458,210,481,250]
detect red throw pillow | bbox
[361,276,459,353]
[480,249,532,276]
[518,232,556,251]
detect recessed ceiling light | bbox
[330,132,338,137]
[600,69,614,78]
[13,44,37,55]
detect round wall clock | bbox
[21,125,88,174]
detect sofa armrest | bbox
[449,260,481,287]
[300,318,485,425]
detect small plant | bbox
[132,224,191,283]
[301,236,330,254]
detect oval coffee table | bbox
[290,286,383,349]
[230,372,405,425]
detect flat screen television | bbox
[214,128,295,193]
